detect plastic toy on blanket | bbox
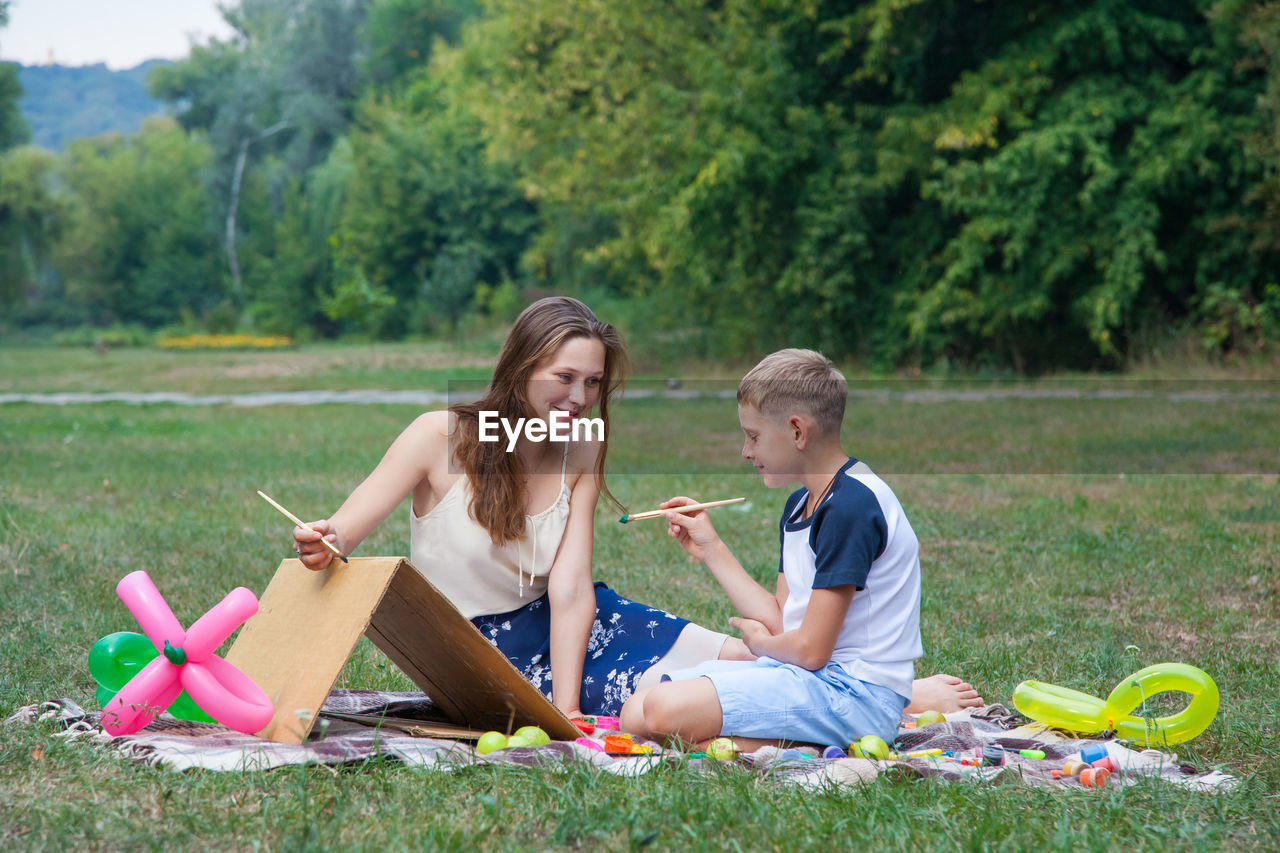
[1012,662,1218,746]
[91,571,273,737]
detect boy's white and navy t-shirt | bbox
[779,457,923,700]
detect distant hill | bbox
[16,60,171,150]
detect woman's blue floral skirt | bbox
[471,582,688,716]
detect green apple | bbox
[915,710,947,726]
[475,731,508,755]
[514,725,550,746]
[707,737,739,760]
[850,735,890,760]
[504,735,531,749]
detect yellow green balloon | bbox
[1012,663,1218,746]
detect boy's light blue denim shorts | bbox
[661,656,908,745]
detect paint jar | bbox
[591,715,622,731]
[1079,767,1110,788]
[603,734,635,754]
[978,745,1007,766]
[1090,755,1118,774]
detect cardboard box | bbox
[225,557,579,744]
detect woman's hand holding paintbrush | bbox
[292,518,346,570]
[257,490,348,570]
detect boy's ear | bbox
[788,414,813,449]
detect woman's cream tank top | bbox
[409,448,571,620]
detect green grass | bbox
[1,346,1278,850]
[0,340,501,394]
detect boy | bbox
[619,349,922,749]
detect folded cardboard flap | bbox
[225,557,578,744]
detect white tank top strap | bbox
[560,440,569,488]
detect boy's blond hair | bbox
[737,349,847,437]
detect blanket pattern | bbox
[5,690,1234,790]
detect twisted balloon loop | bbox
[96,571,273,737]
[1012,663,1219,746]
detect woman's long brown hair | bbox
[450,297,629,545]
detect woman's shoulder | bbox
[409,408,456,436]
[564,433,604,476]
[400,409,458,455]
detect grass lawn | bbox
[1,345,1277,850]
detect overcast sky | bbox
[1,0,236,69]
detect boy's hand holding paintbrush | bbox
[656,496,732,565]
[659,495,785,636]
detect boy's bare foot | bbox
[905,673,984,714]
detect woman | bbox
[294,297,748,717]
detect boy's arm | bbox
[730,584,855,671]
[735,481,885,669]
[698,539,787,632]
[662,497,783,632]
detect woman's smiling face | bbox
[526,335,606,423]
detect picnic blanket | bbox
[6,690,1235,791]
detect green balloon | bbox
[88,631,215,724]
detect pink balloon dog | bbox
[100,570,273,737]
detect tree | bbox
[0,146,61,312]
[333,72,534,336]
[149,30,281,303]
[246,140,355,336]
[58,119,224,326]
[361,0,479,91]
[1240,1,1280,253]
[150,0,370,304]
[847,0,1273,366]
[454,0,1276,368]
[454,1,817,351]
[0,0,31,151]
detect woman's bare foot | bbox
[905,673,984,714]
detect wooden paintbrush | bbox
[619,497,746,524]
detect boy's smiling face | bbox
[738,403,802,488]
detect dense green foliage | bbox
[0,61,25,150]
[0,1,27,150]
[3,0,1279,368]
[57,120,224,327]
[15,61,169,150]
[0,145,59,311]
[459,0,1280,368]
[333,73,535,336]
